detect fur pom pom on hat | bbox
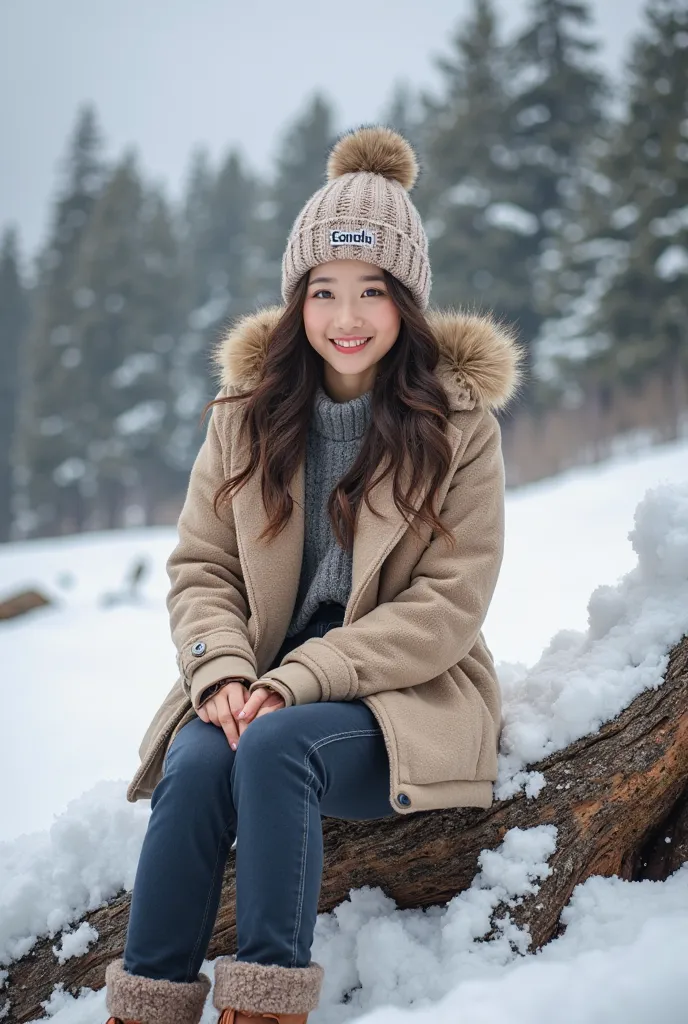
[326,126,419,190]
[281,125,431,309]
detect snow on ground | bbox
[1,438,687,1023]
[1,438,686,842]
[0,528,178,843]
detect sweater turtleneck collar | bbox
[311,382,373,441]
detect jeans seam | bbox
[291,728,380,968]
[185,819,235,981]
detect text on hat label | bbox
[329,228,376,247]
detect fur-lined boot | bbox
[104,959,211,1024]
[214,957,324,1024]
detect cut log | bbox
[0,589,51,621]
[3,634,687,1024]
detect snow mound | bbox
[496,483,688,798]
[313,825,557,1017]
[0,783,149,966]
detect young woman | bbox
[104,125,521,1024]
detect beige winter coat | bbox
[126,305,522,813]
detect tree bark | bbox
[4,634,687,1024]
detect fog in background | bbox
[1,0,646,257]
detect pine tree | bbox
[15,104,106,537]
[126,188,186,521]
[66,153,144,527]
[195,148,258,372]
[504,0,608,377]
[181,147,215,255]
[175,145,259,475]
[70,154,184,528]
[0,228,28,542]
[421,0,608,389]
[420,0,537,365]
[173,147,217,471]
[586,0,688,384]
[179,147,215,325]
[258,93,337,302]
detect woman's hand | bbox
[238,684,286,724]
[196,680,249,750]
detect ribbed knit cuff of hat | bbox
[105,959,210,1024]
[213,957,324,1015]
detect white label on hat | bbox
[329,228,376,247]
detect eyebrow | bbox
[308,274,386,285]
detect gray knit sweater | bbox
[286,381,373,637]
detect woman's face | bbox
[303,259,402,402]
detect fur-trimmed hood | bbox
[214,305,524,412]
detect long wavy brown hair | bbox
[205,268,457,553]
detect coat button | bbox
[191,641,206,656]
[396,792,411,807]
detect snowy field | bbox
[1,437,687,1024]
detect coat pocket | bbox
[380,672,487,787]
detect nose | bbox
[332,296,365,333]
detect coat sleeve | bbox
[167,398,258,710]
[256,409,505,706]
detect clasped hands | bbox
[196,678,284,750]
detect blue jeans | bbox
[123,603,396,982]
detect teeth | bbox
[331,338,370,348]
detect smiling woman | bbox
[103,125,522,1024]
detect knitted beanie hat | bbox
[281,125,431,310]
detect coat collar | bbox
[213,305,523,413]
[211,307,522,673]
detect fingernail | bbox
[231,742,237,750]
[237,711,246,719]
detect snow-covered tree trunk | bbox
[4,633,686,1024]
[0,589,51,621]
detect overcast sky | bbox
[1,0,646,260]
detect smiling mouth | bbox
[329,337,372,351]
